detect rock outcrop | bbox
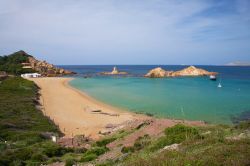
[27,56,75,76]
[101,67,128,75]
[144,67,173,78]
[2,50,75,77]
[145,66,217,78]
[171,66,217,77]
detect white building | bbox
[21,73,41,78]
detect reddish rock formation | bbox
[171,66,217,77]
[144,67,173,78]
[27,56,75,76]
[145,66,217,78]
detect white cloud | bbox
[0,0,249,64]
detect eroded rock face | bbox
[145,66,217,78]
[27,56,75,76]
[144,67,173,78]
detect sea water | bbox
[60,65,250,124]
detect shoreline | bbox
[65,78,143,116]
[28,77,147,140]
[28,77,205,140]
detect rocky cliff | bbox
[17,50,75,76]
[145,66,217,78]
[27,56,75,76]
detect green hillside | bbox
[0,51,35,75]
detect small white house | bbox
[21,73,41,78]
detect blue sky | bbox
[0,0,249,65]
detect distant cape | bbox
[225,61,250,66]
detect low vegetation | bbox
[0,77,65,165]
[121,122,250,166]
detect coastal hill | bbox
[145,66,217,78]
[0,50,75,76]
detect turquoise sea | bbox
[61,65,250,124]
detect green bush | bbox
[121,146,135,153]
[80,146,108,162]
[85,147,108,156]
[81,153,97,162]
[65,158,76,166]
[31,152,47,162]
[96,137,116,147]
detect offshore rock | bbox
[145,66,217,78]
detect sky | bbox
[0,0,249,65]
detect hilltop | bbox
[0,50,75,76]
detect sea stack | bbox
[101,66,128,75]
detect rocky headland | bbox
[101,66,128,75]
[19,51,75,76]
[145,66,217,78]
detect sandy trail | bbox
[28,77,142,140]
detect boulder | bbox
[163,143,179,150]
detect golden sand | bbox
[28,77,142,140]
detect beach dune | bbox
[29,77,137,140]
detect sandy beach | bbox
[28,77,143,140]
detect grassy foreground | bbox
[119,123,250,166]
[0,77,249,166]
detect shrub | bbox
[96,137,116,147]
[85,147,108,156]
[80,154,97,162]
[80,147,108,162]
[121,146,135,153]
[65,158,76,166]
[31,152,47,162]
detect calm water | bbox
[60,65,250,124]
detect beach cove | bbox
[28,77,143,139]
[29,77,206,140]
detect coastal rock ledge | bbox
[145,66,217,78]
